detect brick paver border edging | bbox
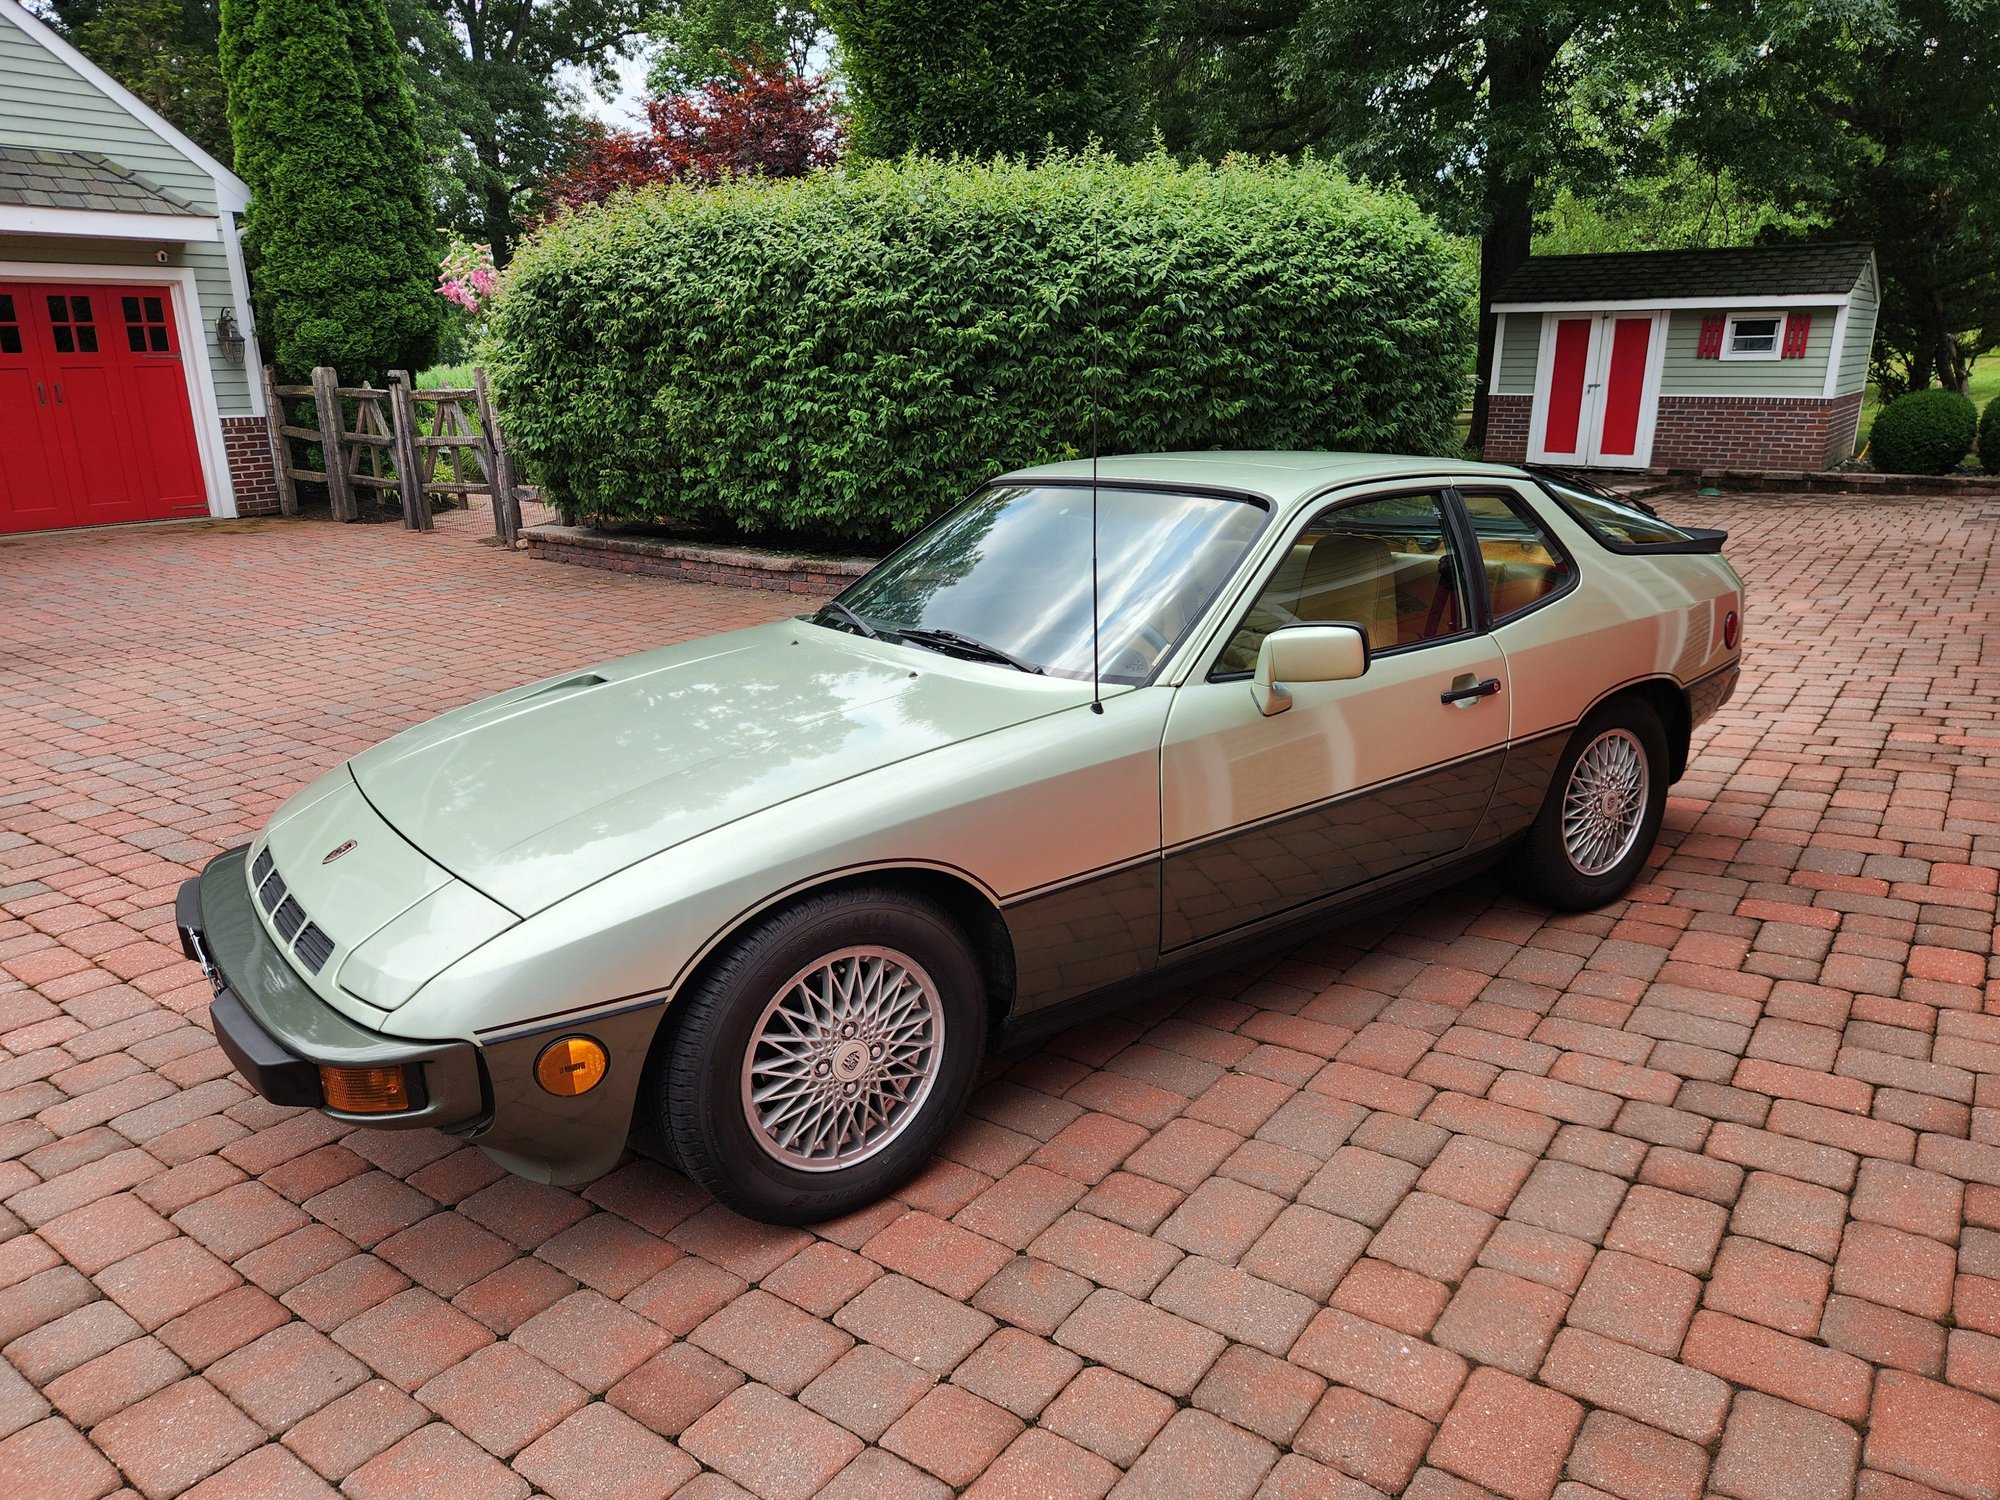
[524,524,876,595]
[1654,467,2000,496]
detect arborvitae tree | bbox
[219,0,442,382]
[817,0,1153,159]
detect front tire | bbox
[652,887,984,1225]
[1505,697,1669,911]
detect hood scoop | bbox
[524,673,607,698]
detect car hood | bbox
[348,620,1087,915]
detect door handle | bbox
[1441,676,1502,705]
[53,383,63,405]
[35,382,46,406]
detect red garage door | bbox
[0,282,207,534]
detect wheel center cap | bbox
[831,1041,870,1082]
[1600,791,1622,818]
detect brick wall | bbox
[222,416,281,516]
[1484,395,1533,463]
[1651,393,1865,471]
[1483,392,1864,471]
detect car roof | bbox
[997,452,1533,511]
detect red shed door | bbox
[0,282,207,534]
[1529,311,1661,468]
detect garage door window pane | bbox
[45,295,97,354]
[123,297,172,355]
[1461,491,1573,621]
[0,295,17,355]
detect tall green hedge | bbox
[220,0,441,383]
[488,153,1475,542]
[818,0,1153,159]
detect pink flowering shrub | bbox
[437,239,498,314]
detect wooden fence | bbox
[262,365,525,545]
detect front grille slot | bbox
[255,852,342,979]
[294,924,334,974]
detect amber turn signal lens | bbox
[536,1036,608,1097]
[319,1063,413,1114]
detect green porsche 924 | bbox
[179,453,1742,1224]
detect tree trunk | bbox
[478,141,515,266]
[1471,179,1534,450]
[1468,35,1545,452]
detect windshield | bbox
[827,484,1267,684]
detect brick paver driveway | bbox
[1,494,1997,1500]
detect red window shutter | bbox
[1782,312,1812,358]
[1697,315,1725,359]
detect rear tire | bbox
[650,887,984,1225]
[1505,696,1669,911]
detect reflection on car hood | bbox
[348,620,1078,915]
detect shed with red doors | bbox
[1,0,273,535]
[1482,243,1879,473]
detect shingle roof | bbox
[1493,242,1874,305]
[0,146,205,216]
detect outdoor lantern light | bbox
[215,307,245,365]
[535,1036,609,1096]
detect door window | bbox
[121,294,172,354]
[0,294,20,355]
[45,294,98,354]
[1218,492,1467,673]
[1461,491,1574,622]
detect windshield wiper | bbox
[817,600,880,639]
[895,627,1045,675]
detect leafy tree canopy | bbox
[32,0,232,160]
[646,0,824,93]
[818,0,1154,159]
[384,0,649,262]
[1677,0,2000,394]
[543,53,841,209]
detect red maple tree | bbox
[544,55,843,212]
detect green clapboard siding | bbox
[1835,262,1878,397]
[1657,307,1837,397]
[0,12,253,416]
[1494,312,1541,394]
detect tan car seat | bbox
[1292,532,1399,650]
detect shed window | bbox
[1721,313,1785,360]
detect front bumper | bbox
[178,847,488,1131]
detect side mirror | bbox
[1252,623,1368,716]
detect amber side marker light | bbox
[319,1063,413,1114]
[536,1036,608,1097]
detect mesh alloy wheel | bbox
[739,945,944,1172]
[1560,727,1650,877]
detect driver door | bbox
[1160,489,1510,948]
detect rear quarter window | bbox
[1532,474,1726,554]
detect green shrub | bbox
[488,152,1475,542]
[819,0,1152,159]
[1980,394,2000,474]
[1869,388,1978,475]
[220,0,441,383]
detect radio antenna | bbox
[1090,362,1103,714]
[1088,221,1104,716]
